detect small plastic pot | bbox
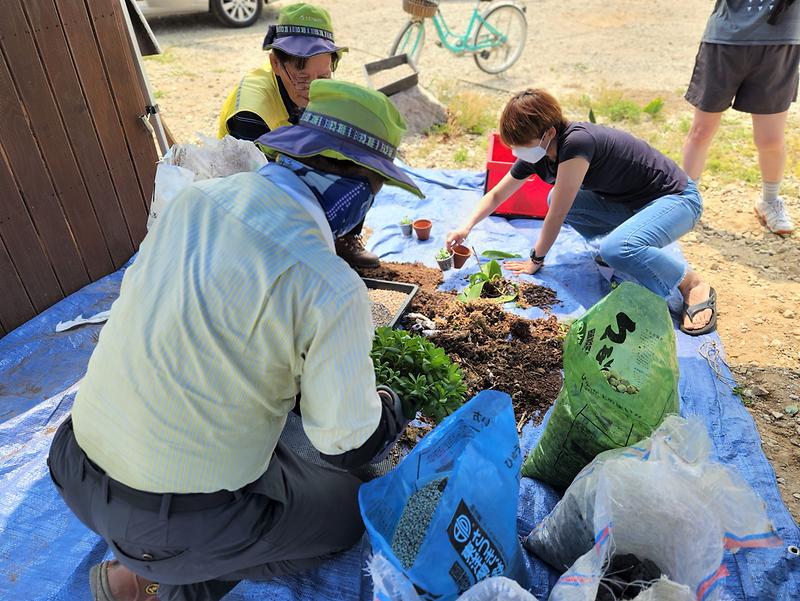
[413,219,432,241]
[400,223,413,237]
[436,254,454,271]
[451,244,472,268]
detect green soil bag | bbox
[522,282,679,488]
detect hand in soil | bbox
[504,258,541,275]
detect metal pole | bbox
[119,0,170,156]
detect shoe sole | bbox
[754,207,794,235]
[89,562,114,601]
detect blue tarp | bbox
[1,165,798,600]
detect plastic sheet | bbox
[0,163,797,600]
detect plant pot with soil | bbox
[399,216,413,237]
[451,244,472,268]
[412,218,432,241]
[435,248,454,271]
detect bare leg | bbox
[752,111,788,182]
[678,270,712,331]
[682,108,724,181]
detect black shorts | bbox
[685,42,800,114]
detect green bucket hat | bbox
[262,3,348,59]
[257,79,424,197]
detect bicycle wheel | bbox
[472,2,527,74]
[390,20,426,65]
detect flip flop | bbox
[679,287,717,336]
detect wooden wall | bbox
[0,0,158,336]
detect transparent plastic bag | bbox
[524,416,782,601]
[167,134,267,180]
[147,163,195,230]
[147,136,268,230]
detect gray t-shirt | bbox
[703,0,800,44]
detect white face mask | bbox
[511,131,553,164]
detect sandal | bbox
[679,287,717,336]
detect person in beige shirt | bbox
[47,79,424,601]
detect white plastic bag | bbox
[147,163,195,230]
[525,416,781,601]
[168,134,267,180]
[368,553,538,601]
[147,136,269,230]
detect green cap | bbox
[262,3,347,58]
[258,79,423,197]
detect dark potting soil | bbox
[595,554,664,601]
[358,262,563,428]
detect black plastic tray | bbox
[363,53,419,97]
[363,277,419,328]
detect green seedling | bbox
[372,328,467,423]
[481,250,522,259]
[400,215,412,225]
[436,247,452,261]
[456,259,518,304]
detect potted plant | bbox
[451,244,472,269]
[412,218,432,241]
[435,247,454,271]
[399,215,413,237]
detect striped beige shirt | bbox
[72,169,380,493]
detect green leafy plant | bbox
[400,215,412,225]
[453,147,468,163]
[456,259,518,304]
[643,97,664,118]
[372,328,467,423]
[481,249,521,259]
[436,247,452,261]
[588,108,597,124]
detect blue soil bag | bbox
[359,390,526,601]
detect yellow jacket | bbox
[218,62,291,138]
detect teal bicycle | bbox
[390,0,528,74]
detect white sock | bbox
[762,181,781,204]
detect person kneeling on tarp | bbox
[48,80,424,601]
[218,3,379,268]
[447,89,717,336]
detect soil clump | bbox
[359,262,563,426]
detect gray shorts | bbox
[685,42,800,114]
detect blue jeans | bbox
[557,180,703,298]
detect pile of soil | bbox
[359,262,563,426]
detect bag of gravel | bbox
[526,416,781,601]
[522,282,680,488]
[360,390,526,601]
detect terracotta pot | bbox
[400,223,413,237]
[412,218,432,241]
[436,254,453,271]
[451,244,472,268]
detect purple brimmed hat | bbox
[257,79,424,197]
[262,3,347,59]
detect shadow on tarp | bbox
[0,163,797,600]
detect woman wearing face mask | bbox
[447,89,716,335]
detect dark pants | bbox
[47,418,365,601]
